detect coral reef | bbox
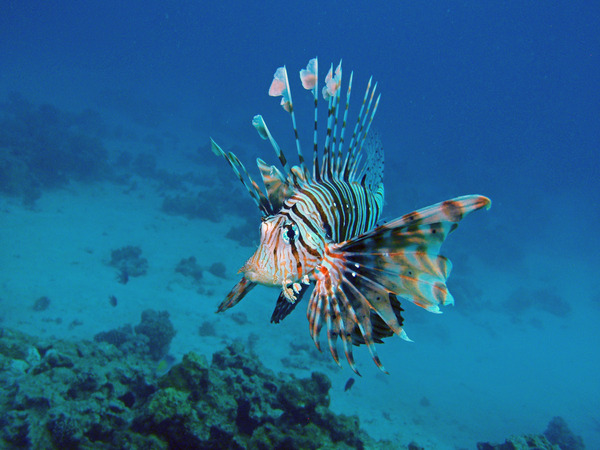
[282,339,332,370]
[230,312,249,326]
[477,434,559,449]
[197,320,216,337]
[131,152,158,179]
[208,261,227,278]
[0,327,158,448]
[159,172,258,232]
[477,415,586,450]
[2,318,584,449]
[502,288,571,320]
[108,245,148,283]
[161,193,223,222]
[114,147,210,194]
[32,296,51,311]
[544,416,585,450]
[175,258,228,296]
[94,309,176,361]
[0,327,389,449]
[226,217,260,247]
[134,310,176,361]
[0,93,109,205]
[135,342,381,449]
[94,323,137,348]
[175,256,203,283]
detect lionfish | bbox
[211,58,490,374]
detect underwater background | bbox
[0,1,598,448]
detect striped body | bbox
[242,179,384,289]
[211,58,490,374]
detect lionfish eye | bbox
[323,223,333,240]
[282,223,298,243]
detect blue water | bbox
[1,1,598,447]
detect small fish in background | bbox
[212,57,491,374]
[156,354,177,377]
[344,377,355,392]
[108,295,117,307]
[32,295,51,311]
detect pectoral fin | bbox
[217,277,256,313]
[270,283,310,323]
[307,195,490,373]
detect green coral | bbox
[143,342,376,449]
[158,352,210,399]
[0,328,390,449]
[136,387,209,447]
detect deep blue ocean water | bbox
[1,1,598,447]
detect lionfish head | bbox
[240,214,308,286]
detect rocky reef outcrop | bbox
[477,415,585,449]
[93,309,176,362]
[0,325,387,449]
[0,93,109,206]
[544,416,585,450]
[108,245,149,284]
[0,306,585,449]
[477,435,559,450]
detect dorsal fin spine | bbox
[252,115,300,187]
[321,63,334,180]
[330,63,342,177]
[358,84,379,152]
[310,63,320,182]
[343,76,372,180]
[210,138,271,215]
[228,152,273,212]
[349,81,376,173]
[349,83,379,178]
[263,60,380,187]
[336,71,353,176]
[280,68,310,182]
[349,152,363,181]
[355,93,381,182]
[327,87,340,179]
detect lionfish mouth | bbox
[239,259,276,286]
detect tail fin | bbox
[307,195,491,374]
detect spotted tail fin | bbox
[307,195,491,373]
